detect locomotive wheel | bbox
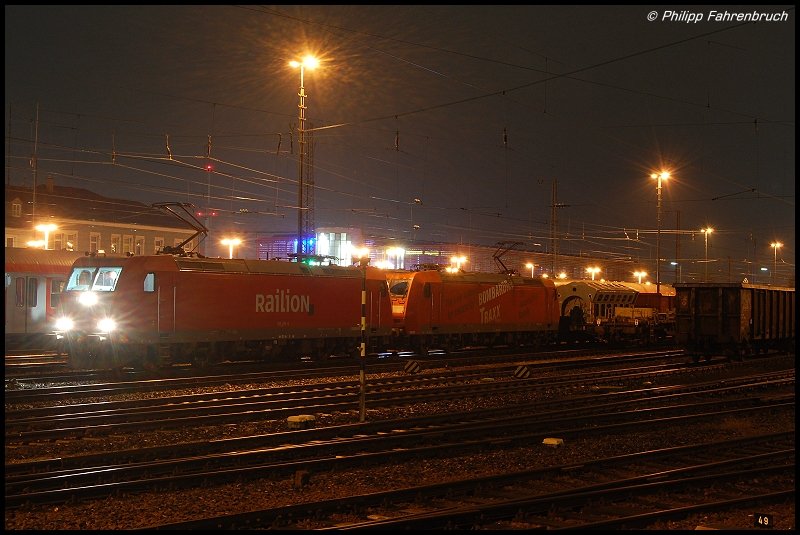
[142,346,161,371]
[192,353,211,369]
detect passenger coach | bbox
[5,247,84,349]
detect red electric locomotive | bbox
[55,254,393,369]
[387,270,560,354]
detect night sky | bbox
[5,5,795,278]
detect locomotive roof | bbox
[435,271,555,287]
[70,254,378,278]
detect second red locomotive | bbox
[387,270,560,354]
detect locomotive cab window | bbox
[388,278,411,297]
[67,268,97,291]
[92,267,122,291]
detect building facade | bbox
[7,180,666,286]
[5,179,197,254]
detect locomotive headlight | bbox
[79,292,99,306]
[97,318,117,333]
[55,317,74,332]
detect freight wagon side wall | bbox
[751,287,796,343]
[675,283,795,354]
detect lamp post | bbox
[35,223,57,250]
[702,227,714,282]
[586,266,600,281]
[526,262,535,278]
[770,241,782,285]
[650,171,669,295]
[633,270,647,284]
[289,55,319,262]
[221,238,241,259]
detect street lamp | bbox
[35,223,58,250]
[770,241,783,285]
[221,238,241,259]
[701,227,714,282]
[633,270,647,284]
[525,262,535,278]
[586,266,600,281]
[386,247,405,269]
[650,170,670,295]
[451,255,467,272]
[289,55,319,262]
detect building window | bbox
[66,232,77,251]
[135,236,145,256]
[123,235,133,255]
[53,233,64,251]
[6,237,16,248]
[111,234,121,254]
[154,237,164,254]
[12,199,22,217]
[89,232,101,253]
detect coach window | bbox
[15,277,25,307]
[50,279,65,308]
[144,273,155,292]
[27,277,38,308]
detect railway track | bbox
[138,432,795,530]
[6,352,781,444]
[5,373,794,508]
